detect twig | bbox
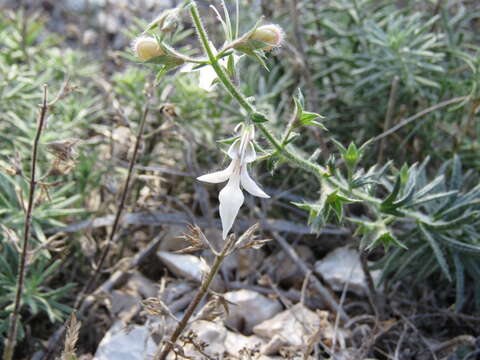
[152,236,236,360]
[38,102,150,360]
[373,96,466,142]
[359,250,383,319]
[397,313,438,360]
[20,2,30,65]
[47,210,348,236]
[271,232,349,322]
[331,259,355,354]
[290,0,318,111]
[394,325,408,360]
[37,231,164,360]
[229,281,302,303]
[300,270,312,306]
[378,76,399,163]
[3,85,48,360]
[79,103,150,301]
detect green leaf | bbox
[367,231,408,251]
[251,112,269,123]
[295,88,305,109]
[452,251,465,311]
[439,234,480,255]
[343,142,360,171]
[380,175,402,215]
[299,111,327,130]
[419,224,452,282]
[330,138,347,154]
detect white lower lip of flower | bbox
[240,166,269,198]
[219,172,244,239]
[197,162,235,183]
[197,132,269,239]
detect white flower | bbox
[181,42,241,92]
[197,126,269,239]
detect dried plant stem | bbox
[378,76,399,163]
[153,239,233,360]
[39,232,164,360]
[359,250,383,319]
[38,103,150,360]
[189,0,350,320]
[3,85,48,360]
[79,104,150,303]
[373,96,466,142]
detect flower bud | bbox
[132,36,164,61]
[250,24,284,51]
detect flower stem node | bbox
[249,24,284,51]
[133,36,165,61]
[197,125,269,239]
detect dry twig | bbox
[3,85,49,360]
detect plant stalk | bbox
[3,85,48,360]
[189,2,379,207]
[153,239,232,360]
[79,104,150,302]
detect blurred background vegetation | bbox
[0,0,479,358]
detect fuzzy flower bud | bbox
[133,36,164,61]
[250,24,284,51]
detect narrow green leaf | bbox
[419,224,452,282]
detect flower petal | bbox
[227,140,241,159]
[219,174,244,239]
[198,65,217,92]
[243,142,256,163]
[240,167,270,198]
[180,62,195,73]
[197,162,234,183]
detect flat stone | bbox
[94,321,156,360]
[253,303,335,353]
[157,251,209,282]
[127,272,158,298]
[223,289,282,334]
[173,320,267,359]
[314,246,381,296]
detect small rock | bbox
[127,272,158,298]
[181,320,228,358]
[157,251,209,282]
[261,334,289,356]
[176,320,267,359]
[224,330,264,354]
[224,289,282,334]
[271,245,314,285]
[83,29,98,46]
[314,246,381,296]
[158,225,188,252]
[253,304,334,353]
[94,321,156,360]
[110,290,140,318]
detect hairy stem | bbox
[189,1,379,207]
[3,85,48,360]
[153,239,233,360]
[190,2,326,181]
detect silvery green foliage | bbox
[296,147,480,310]
[0,12,98,340]
[377,156,480,311]
[299,0,479,161]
